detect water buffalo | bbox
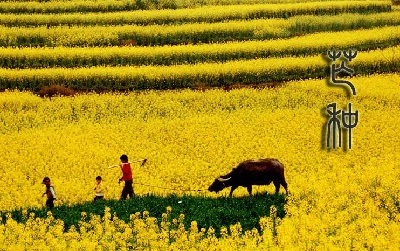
[208,158,288,197]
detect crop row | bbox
[0,26,399,69]
[0,0,136,14]
[0,0,388,13]
[0,46,399,91]
[0,0,378,4]
[0,1,391,26]
[0,11,399,47]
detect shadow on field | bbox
[2,192,287,235]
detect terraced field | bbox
[0,0,398,91]
[0,0,399,250]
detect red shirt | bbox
[121,163,133,181]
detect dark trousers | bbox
[94,196,104,201]
[121,179,134,200]
[46,198,55,209]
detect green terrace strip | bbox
[1,26,399,69]
[0,0,389,13]
[0,46,399,91]
[0,0,384,4]
[0,193,287,236]
[0,1,391,26]
[0,0,136,14]
[0,11,399,47]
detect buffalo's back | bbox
[232,159,284,185]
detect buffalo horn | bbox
[217,177,231,182]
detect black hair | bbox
[42,177,50,183]
[120,154,128,162]
[96,176,102,180]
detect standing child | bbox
[94,176,105,201]
[42,177,56,209]
[118,154,135,200]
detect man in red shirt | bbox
[118,154,135,199]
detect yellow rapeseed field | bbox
[1,25,399,68]
[0,0,389,26]
[0,73,399,249]
[1,0,399,249]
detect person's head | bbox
[42,177,50,186]
[96,176,102,184]
[120,154,128,163]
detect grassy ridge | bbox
[1,193,287,235]
[0,1,391,26]
[1,26,399,68]
[0,0,136,14]
[0,0,389,14]
[0,11,399,47]
[0,46,399,91]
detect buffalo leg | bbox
[229,185,238,197]
[273,180,280,194]
[247,186,252,195]
[281,180,288,194]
